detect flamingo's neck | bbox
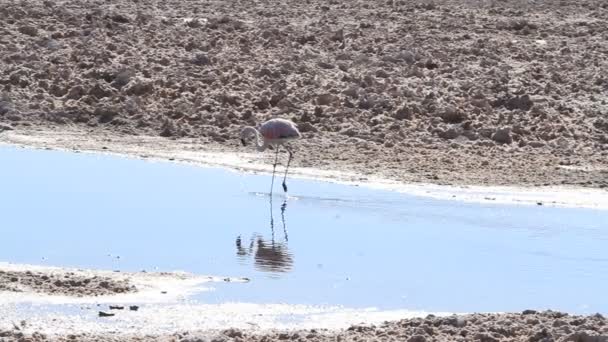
[241,126,267,151]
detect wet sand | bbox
[1,0,607,188]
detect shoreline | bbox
[1,263,606,341]
[1,127,607,210]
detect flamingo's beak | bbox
[240,138,247,146]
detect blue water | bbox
[1,146,607,314]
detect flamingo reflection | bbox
[236,197,293,274]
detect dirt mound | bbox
[0,269,135,297]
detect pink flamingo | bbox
[240,118,301,193]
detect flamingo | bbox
[240,118,301,193]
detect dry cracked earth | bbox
[1,0,607,187]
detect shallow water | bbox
[1,146,607,314]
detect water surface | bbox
[0,146,607,314]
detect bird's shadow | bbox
[235,195,293,274]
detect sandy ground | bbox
[1,0,608,188]
[1,311,607,341]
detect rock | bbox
[123,78,154,96]
[18,25,38,36]
[109,306,124,310]
[505,95,534,111]
[0,123,14,131]
[316,94,337,106]
[317,61,335,69]
[492,127,513,144]
[438,127,461,140]
[223,329,243,338]
[529,328,552,342]
[474,333,499,342]
[98,311,115,318]
[408,335,427,342]
[192,53,211,66]
[564,332,608,342]
[329,28,344,42]
[555,137,570,149]
[110,13,131,23]
[298,122,317,133]
[111,70,134,89]
[342,87,359,99]
[340,127,358,137]
[394,105,412,120]
[89,83,115,99]
[159,119,175,137]
[523,310,538,315]
[94,106,119,124]
[424,59,439,70]
[440,105,466,123]
[529,141,545,148]
[129,305,139,311]
[66,85,86,100]
[376,69,390,78]
[397,51,416,64]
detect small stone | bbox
[18,25,38,36]
[98,311,115,318]
[89,83,114,99]
[129,305,139,311]
[317,61,335,69]
[316,94,337,106]
[109,305,124,310]
[298,122,317,133]
[529,141,545,148]
[375,69,390,78]
[505,94,534,111]
[111,13,130,23]
[492,127,513,144]
[223,329,243,338]
[440,105,466,123]
[438,127,461,140]
[394,105,412,120]
[342,87,359,99]
[159,119,175,137]
[192,53,211,66]
[94,107,119,124]
[0,123,14,131]
[408,335,427,342]
[65,85,85,100]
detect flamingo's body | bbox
[240,118,301,193]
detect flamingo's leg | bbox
[270,145,280,195]
[282,146,293,193]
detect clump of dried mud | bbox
[1,0,607,187]
[1,311,607,341]
[0,269,135,297]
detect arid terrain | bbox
[1,0,607,187]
